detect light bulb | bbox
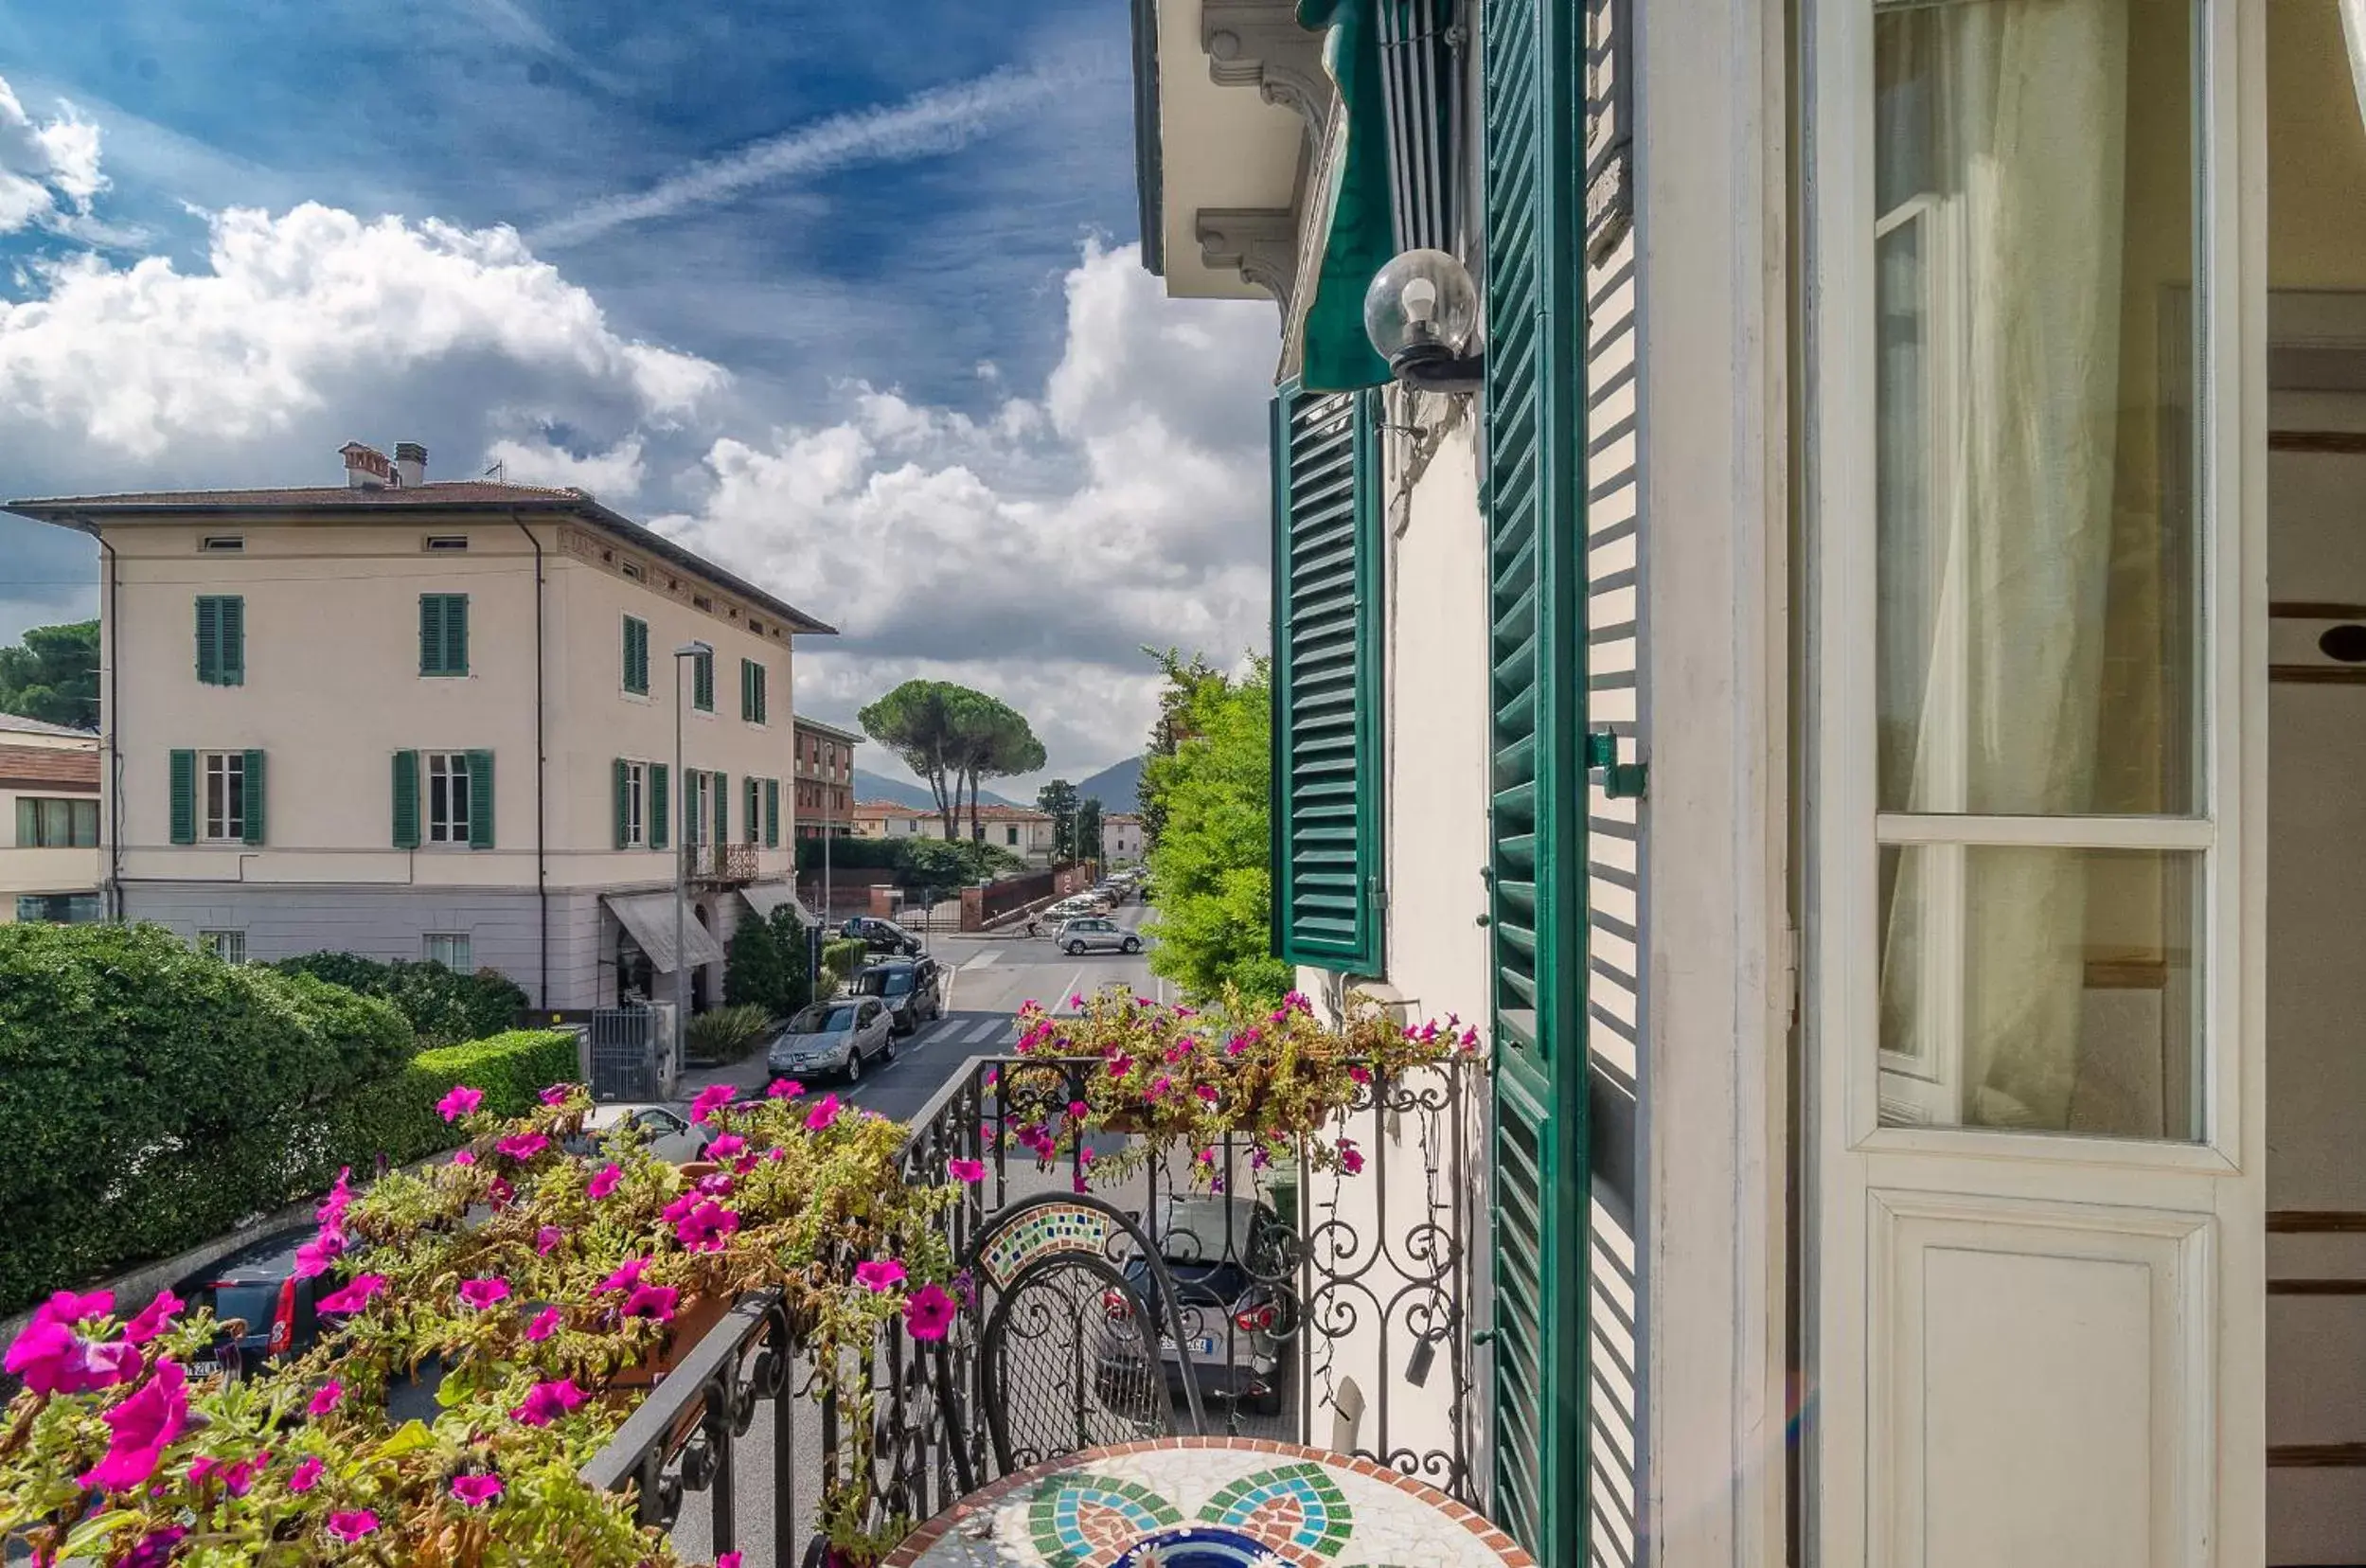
[1362,248,1480,369]
[1400,276,1439,327]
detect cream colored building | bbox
[852,799,1063,864]
[7,444,834,1009]
[1099,811,1144,864]
[0,713,101,924]
[852,800,931,839]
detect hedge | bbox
[820,938,869,993]
[267,952,529,1048]
[310,1030,580,1185]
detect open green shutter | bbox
[1270,386,1384,971]
[240,750,266,846]
[466,751,494,848]
[418,595,441,674]
[1483,0,1589,1560]
[624,617,649,694]
[169,750,196,845]
[649,763,670,850]
[765,779,780,846]
[448,597,469,675]
[219,597,244,686]
[195,597,219,684]
[393,751,421,848]
[613,759,631,848]
[694,651,714,711]
[714,771,728,846]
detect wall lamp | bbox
[1362,248,1484,394]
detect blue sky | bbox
[0,0,1278,782]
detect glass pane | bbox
[1874,0,2198,815]
[1877,844,2200,1138]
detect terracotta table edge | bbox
[875,1435,1538,1568]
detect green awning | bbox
[1294,0,1395,391]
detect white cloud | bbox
[0,75,106,235]
[483,434,648,496]
[0,203,724,460]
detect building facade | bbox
[792,716,859,839]
[852,799,1065,864]
[1100,811,1144,864]
[8,445,835,1012]
[1138,0,2365,1564]
[0,713,101,924]
[852,801,931,839]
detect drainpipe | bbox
[85,521,123,920]
[509,512,549,1008]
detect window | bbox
[199,930,246,964]
[423,536,469,553]
[620,560,644,582]
[622,615,649,695]
[740,658,767,723]
[195,596,244,686]
[423,933,472,971]
[614,759,648,848]
[15,893,100,924]
[15,796,98,847]
[418,594,470,677]
[199,535,243,553]
[1006,827,1020,846]
[763,777,780,847]
[685,770,709,846]
[692,594,713,613]
[202,752,248,842]
[691,650,715,712]
[426,753,471,845]
[744,777,762,845]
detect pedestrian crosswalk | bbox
[899,1009,1098,1054]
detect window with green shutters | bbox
[744,777,762,845]
[419,595,470,677]
[692,650,714,712]
[740,659,767,723]
[195,596,244,686]
[764,778,780,847]
[466,751,494,848]
[713,771,729,846]
[1269,385,1384,971]
[393,751,421,848]
[1483,0,1590,1559]
[175,749,262,844]
[613,759,649,848]
[169,750,196,846]
[649,762,670,850]
[622,616,649,695]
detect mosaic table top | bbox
[879,1437,1535,1568]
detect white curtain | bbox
[2340,0,2366,142]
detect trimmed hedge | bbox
[266,952,529,1048]
[311,1030,580,1184]
[820,938,869,993]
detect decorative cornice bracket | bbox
[1196,208,1300,312]
[1201,0,1335,133]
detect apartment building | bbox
[0,712,101,924]
[791,715,858,839]
[851,801,931,839]
[6,442,834,1010]
[1099,811,1143,864]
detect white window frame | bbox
[201,752,246,843]
[621,761,648,849]
[199,929,246,964]
[685,770,709,847]
[1806,0,2250,1171]
[425,752,472,846]
[745,777,763,846]
[423,933,472,971]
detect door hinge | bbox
[1585,729,1647,799]
[1780,918,1801,1031]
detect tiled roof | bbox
[792,714,865,745]
[0,712,98,739]
[0,744,99,790]
[854,801,928,815]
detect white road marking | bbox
[1058,969,1085,1009]
[962,949,1005,971]
[961,1017,1004,1045]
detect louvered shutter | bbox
[466,751,494,848]
[448,597,469,675]
[624,617,649,694]
[1483,0,1589,1559]
[419,595,442,675]
[649,763,670,850]
[393,751,421,848]
[692,651,714,711]
[713,771,729,846]
[169,750,196,845]
[764,779,780,847]
[218,597,244,686]
[196,597,219,685]
[240,750,267,845]
[1270,385,1384,971]
[613,759,631,848]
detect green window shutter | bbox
[1483,0,1589,1560]
[739,659,753,721]
[420,596,468,675]
[624,616,649,694]
[613,759,631,848]
[1269,385,1385,971]
[393,751,420,849]
[240,750,267,846]
[764,778,780,847]
[713,771,729,846]
[449,597,469,675]
[169,750,196,845]
[744,777,759,844]
[753,663,767,723]
[649,763,670,850]
[466,751,495,848]
[219,597,244,686]
[419,595,442,674]
[693,651,714,712]
[195,597,219,684]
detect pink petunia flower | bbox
[1065,992,1086,1008]
[525,1307,563,1342]
[805,1094,842,1132]
[766,1078,805,1099]
[487,1178,516,1208]
[674,1200,740,1252]
[947,1158,987,1184]
[1105,1053,1134,1078]
[688,1083,738,1124]
[315,1167,354,1228]
[437,1085,484,1123]
[511,1378,587,1427]
[35,1289,113,1328]
[1348,1065,1372,1084]
[540,1084,572,1106]
[697,1172,735,1197]
[457,1277,511,1310]
[453,1149,477,1167]
[288,1456,324,1493]
[853,1260,907,1292]
[452,1470,504,1507]
[123,1289,183,1347]
[7,1320,83,1397]
[1195,1084,1219,1104]
[587,1162,623,1200]
[1339,1137,1366,1175]
[705,1132,746,1159]
[902,1283,957,1342]
[495,1132,548,1162]
[315,1274,388,1315]
[308,1381,344,1417]
[123,1526,186,1568]
[621,1283,680,1323]
[78,1359,189,1491]
[536,1226,563,1256]
[597,1257,649,1294]
[326,1510,379,1542]
[293,1227,346,1280]
[718,1555,743,1568]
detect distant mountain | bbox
[850,770,1019,811]
[1075,755,1147,813]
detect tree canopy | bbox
[858,681,1044,842]
[0,620,99,730]
[1037,778,1079,860]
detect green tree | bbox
[723,907,813,1018]
[957,696,1046,842]
[1139,647,1219,852]
[0,619,99,730]
[1037,778,1079,860]
[1141,654,1290,1003]
[860,682,1045,844]
[1076,797,1105,868]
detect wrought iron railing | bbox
[685,842,759,883]
[578,1053,1483,1561]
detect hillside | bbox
[1074,755,1146,813]
[850,769,1019,810]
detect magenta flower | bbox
[902,1283,957,1341]
[1105,1053,1134,1077]
[9,1317,93,1396]
[1348,1065,1372,1084]
[437,1085,484,1122]
[705,1132,746,1159]
[1148,1076,1172,1101]
[453,1149,477,1167]
[622,1283,680,1323]
[293,1227,346,1280]
[1164,1042,1193,1064]
[1196,1084,1219,1104]
[767,1077,805,1099]
[587,1162,623,1200]
[327,1510,379,1542]
[805,1094,842,1131]
[511,1378,588,1426]
[536,1226,563,1256]
[288,1456,324,1493]
[458,1277,511,1310]
[598,1257,649,1294]
[123,1527,187,1568]
[947,1158,987,1184]
[853,1260,908,1292]
[674,1199,740,1252]
[1225,1036,1249,1058]
[193,1453,264,1497]
[1065,992,1086,1008]
[452,1470,504,1506]
[488,1177,516,1208]
[315,1274,387,1315]
[78,1359,189,1491]
[718,1555,743,1568]
[526,1306,564,1342]
[308,1381,344,1417]
[697,1172,735,1197]
[35,1288,112,1327]
[123,1289,183,1347]
[540,1083,571,1106]
[315,1167,354,1227]
[495,1132,548,1161]
[689,1083,737,1124]
[1067,1099,1090,1120]
[1339,1137,1366,1175]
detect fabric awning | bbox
[604,891,724,973]
[738,880,816,927]
[1293,0,1398,392]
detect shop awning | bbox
[738,880,816,927]
[604,891,724,973]
[1293,0,1400,392]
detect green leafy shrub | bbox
[267,952,529,1048]
[820,937,869,993]
[311,1029,580,1181]
[724,906,812,1017]
[797,833,1023,886]
[685,1004,774,1065]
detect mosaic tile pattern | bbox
[978,1202,1118,1290]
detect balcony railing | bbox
[684,842,759,884]
[579,1054,1485,1564]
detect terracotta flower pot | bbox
[607,1289,736,1391]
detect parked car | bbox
[1058,916,1143,955]
[852,956,944,1036]
[840,917,924,956]
[768,997,896,1082]
[1101,1196,1294,1416]
[170,1226,324,1383]
[563,1103,712,1164]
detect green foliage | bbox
[796,832,1021,887]
[312,1030,580,1185]
[1141,654,1291,1004]
[1076,797,1104,868]
[1139,647,1223,851]
[859,680,1045,840]
[820,938,869,993]
[685,1004,774,1065]
[1038,777,1079,860]
[267,952,529,1048]
[0,618,99,730]
[723,906,812,1016]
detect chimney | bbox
[341,442,393,490]
[394,442,428,489]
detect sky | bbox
[0,0,1281,789]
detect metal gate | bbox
[587,1007,658,1101]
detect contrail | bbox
[527,62,1085,248]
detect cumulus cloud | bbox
[0,75,105,235]
[483,434,648,496]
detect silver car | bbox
[565,1103,712,1164]
[768,998,896,1083]
[1058,917,1143,956]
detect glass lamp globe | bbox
[1362,248,1480,369]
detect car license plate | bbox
[1160,1335,1218,1357]
[190,1359,222,1380]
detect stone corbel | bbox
[1201,0,1335,133]
[1196,208,1300,312]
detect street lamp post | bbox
[671,641,712,1057]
